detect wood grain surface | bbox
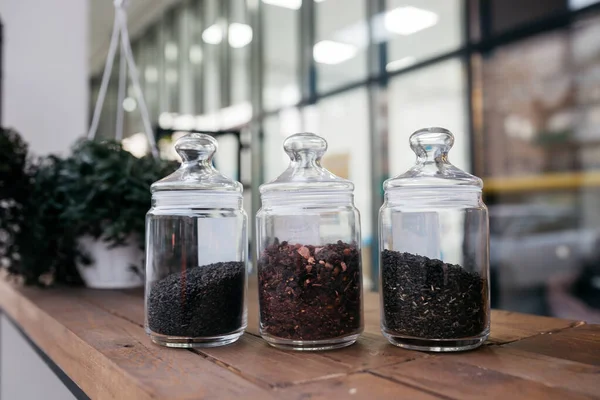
[0,278,598,399]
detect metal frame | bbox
[366,0,388,289]
[248,0,264,268]
[256,0,600,120]
[300,0,317,106]
[92,0,600,125]
[220,0,231,109]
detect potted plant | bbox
[56,140,174,287]
[0,129,176,287]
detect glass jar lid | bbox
[384,127,483,191]
[151,133,242,194]
[260,133,354,195]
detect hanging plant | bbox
[0,1,175,286]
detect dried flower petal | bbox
[297,246,310,259]
[341,262,347,272]
[258,241,362,341]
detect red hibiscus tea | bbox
[258,240,362,342]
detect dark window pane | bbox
[491,0,567,34]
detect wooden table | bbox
[0,278,599,400]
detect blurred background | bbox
[2,0,600,320]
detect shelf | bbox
[0,278,598,399]
[483,171,600,193]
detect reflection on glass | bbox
[263,3,300,110]
[388,58,469,176]
[385,0,462,72]
[482,14,600,321]
[315,0,367,93]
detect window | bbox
[263,108,303,183]
[140,28,160,121]
[263,3,300,111]
[230,0,251,105]
[570,0,600,9]
[315,0,367,93]
[481,16,600,178]
[386,0,463,73]
[388,58,469,176]
[203,0,221,112]
[482,14,600,316]
[190,0,204,114]
[490,0,566,34]
[161,10,180,113]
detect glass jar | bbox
[379,127,490,352]
[256,133,364,351]
[145,133,247,348]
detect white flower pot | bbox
[76,236,144,289]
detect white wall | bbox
[0,0,88,155]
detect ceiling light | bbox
[262,0,302,10]
[385,6,439,36]
[164,42,178,61]
[202,24,223,45]
[229,23,253,48]
[313,40,357,65]
[122,133,149,158]
[173,114,196,131]
[386,56,416,72]
[122,97,137,112]
[159,113,175,129]
[332,21,369,48]
[220,102,253,129]
[196,114,219,131]
[189,45,203,64]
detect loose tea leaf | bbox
[258,240,362,341]
[382,250,487,339]
[147,261,245,337]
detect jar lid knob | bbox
[283,132,327,162]
[175,133,217,162]
[409,127,454,160]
